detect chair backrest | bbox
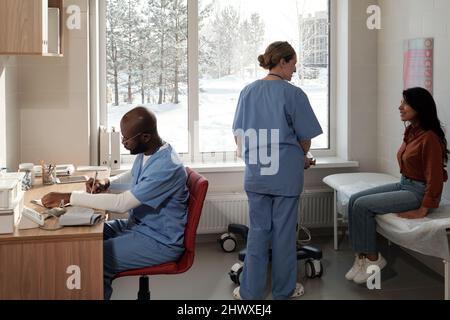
[176,167,209,273]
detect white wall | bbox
[0,56,20,171]
[18,0,90,167]
[377,0,450,200]
[335,0,379,172]
[347,0,379,172]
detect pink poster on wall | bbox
[403,38,434,94]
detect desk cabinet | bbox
[0,235,103,300]
[0,181,104,300]
[0,0,63,56]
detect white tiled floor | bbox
[111,235,445,300]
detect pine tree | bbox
[209,6,240,78]
[246,13,265,78]
[123,0,141,104]
[168,0,187,104]
[146,0,172,105]
[198,1,214,78]
[136,19,151,105]
[106,0,127,106]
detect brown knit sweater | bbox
[397,126,448,208]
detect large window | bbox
[199,0,329,152]
[104,0,330,161]
[106,0,189,154]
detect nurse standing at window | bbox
[232,41,323,300]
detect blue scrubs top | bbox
[127,145,189,247]
[233,80,323,197]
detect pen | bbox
[91,171,98,194]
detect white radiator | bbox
[198,188,334,234]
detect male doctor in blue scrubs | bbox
[42,107,189,300]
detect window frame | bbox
[94,0,336,165]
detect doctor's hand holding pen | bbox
[86,177,111,194]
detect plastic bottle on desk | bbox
[19,163,35,191]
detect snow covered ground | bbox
[108,69,329,154]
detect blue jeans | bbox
[348,176,426,254]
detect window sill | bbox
[314,157,359,169]
[111,157,359,176]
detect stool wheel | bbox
[305,259,323,279]
[219,233,238,253]
[229,262,244,285]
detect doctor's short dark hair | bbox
[258,41,296,70]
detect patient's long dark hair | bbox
[403,87,449,165]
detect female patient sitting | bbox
[346,87,449,285]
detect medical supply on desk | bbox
[34,164,75,177]
[41,163,57,185]
[0,208,14,234]
[59,207,103,227]
[76,166,109,172]
[17,206,45,230]
[0,172,26,208]
[19,163,35,190]
[0,172,25,207]
[0,179,20,209]
[0,191,25,235]
[45,207,67,220]
[56,175,88,184]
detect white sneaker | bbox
[232,287,242,300]
[345,255,364,281]
[289,283,305,299]
[353,254,387,285]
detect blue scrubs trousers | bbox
[240,192,299,300]
[103,219,184,300]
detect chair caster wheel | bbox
[305,259,323,279]
[229,262,244,285]
[219,233,238,253]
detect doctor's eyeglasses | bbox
[121,132,143,144]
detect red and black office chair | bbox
[113,167,209,300]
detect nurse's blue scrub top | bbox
[128,145,189,247]
[233,80,323,197]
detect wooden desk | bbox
[0,181,104,300]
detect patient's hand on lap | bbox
[397,207,428,219]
